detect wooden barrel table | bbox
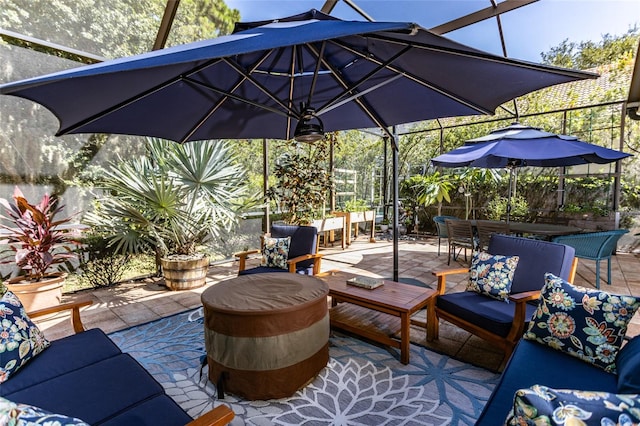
[201,272,329,400]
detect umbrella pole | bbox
[506,167,514,223]
[392,129,399,282]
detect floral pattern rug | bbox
[109,308,500,425]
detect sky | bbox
[224,0,640,63]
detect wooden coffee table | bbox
[317,270,435,364]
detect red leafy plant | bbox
[0,187,81,282]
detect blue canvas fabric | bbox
[487,234,575,293]
[617,335,640,393]
[240,224,318,275]
[431,123,630,169]
[436,292,538,337]
[0,328,120,396]
[476,339,617,425]
[2,328,193,426]
[0,11,595,143]
[436,235,575,339]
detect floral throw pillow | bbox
[467,251,519,302]
[0,396,89,425]
[524,273,640,373]
[506,385,640,426]
[261,236,291,270]
[0,291,50,383]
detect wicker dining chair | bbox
[433,215,459,256]
[476,220,510,252]
[445,219,475,265]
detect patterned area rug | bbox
[108,308,500,425]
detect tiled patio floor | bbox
[35,233,640,369]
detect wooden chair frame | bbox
[426,257,578,364]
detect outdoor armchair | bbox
[427,234,577,365]
[552,229,629,289]
[235,224,322,275]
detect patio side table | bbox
[201,272,329,400]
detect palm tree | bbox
[85,138,254,263]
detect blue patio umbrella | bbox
[0,10,598,279]
[431,123,631,221]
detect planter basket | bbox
[161,255,209,291]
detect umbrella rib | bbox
[184,78,291,118]
[316,45,411,115]
[307,41,326,108]
[365,33,598,80]
[287,45,297,140]
[178,50,278,143]
[223,57,295,116]
[330,38,493,115]
[306,43,390,132]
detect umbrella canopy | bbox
[0,10,598,280]
[431,123,631,168]
[431,122,631,222]
[0,10,596,143]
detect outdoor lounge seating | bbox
[235,224,322,275]
[0,298,234,426]
[432,215,458,255]
[552,229,629,289]
[427,234,577,364]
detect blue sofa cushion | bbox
[99,394,192,426]
[0,291,50,383]
[467,251,519,302]
[617,335,640,393]
[436,291,537,338]
[3,353,167,425]
[488,234,575,294]
[0,328,122,396]
[506,385,640,425]
[0,396,89,425]
[476,339,617,425]
[261,236,290,269]
[525,273,640,373]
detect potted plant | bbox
[379,218,390,233]
[84,138,253,290]
[0,187,81,311]
[267,139,333,225]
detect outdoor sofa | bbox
[476,274,640,424]
[0,297,234,426]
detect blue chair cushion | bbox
[524,273,640,373]
[506,385,640,425]
[488,234,575,294]
[467,251,519,302]
[0,328,121,396]
[260,236,290,269]
[3,353,168,425]
[616,335,640,393]
[271,224,318,270]
[476,339,617,425]
[99,394,192,426]
[0,291,50,383]
[436,291,538,338]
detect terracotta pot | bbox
[161,254,209,291]
[5,273,66,312]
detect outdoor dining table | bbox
[469,220,582,240]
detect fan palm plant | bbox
[85,138,252,264]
